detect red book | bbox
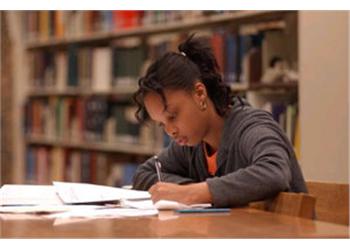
[211,33,224,72]
[90,152,97,183]
[113,11,141,29]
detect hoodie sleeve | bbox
[132,141,195,190]
[206,124,293,207]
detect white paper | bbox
[154,200,212,210]
[0,185,63,206]
[47,207,158,219]
[120,199,212,211]
[0,205,103,214]
[120,199,155,210]
[53,181,151,204]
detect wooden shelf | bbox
[230,83,249,92]
[230,81,298,92]
[248,81,298,92]
[26,135,161,156]
[27,85,138,98]
[27,11,290,50]
[27,81,297,98]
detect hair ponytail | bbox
[178,34,231,116]
[178,34,219,75]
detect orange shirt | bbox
[203,143,218,176]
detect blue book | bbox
[272,103,286,122]
[121,163,138,186]
[224,32,238,83]
[26,147,36,184]
[238,35,252,82]
[67,46,78,87]
[80,152,91,183]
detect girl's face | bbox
[144,85,210,147]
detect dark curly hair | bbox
[133,34,233,123]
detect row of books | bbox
[26,146,138,186]
[24,11,233,42]
[29,42,146,90]
[23,96,161,146]
[28,28,292,91]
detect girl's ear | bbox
[193,82,208,110]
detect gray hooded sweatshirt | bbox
[132,98,307,207]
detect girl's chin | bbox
[176,139,199,147]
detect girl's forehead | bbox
[144,89,192,114]
[146,89,191,103]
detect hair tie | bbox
[180,51,186,57]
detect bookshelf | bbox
[26,11,288,50]
[10,10,299,186]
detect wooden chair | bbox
[249,192,316,219]
[306,181,349,225]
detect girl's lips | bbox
[176,137,188,145]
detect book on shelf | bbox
[24,96,161,148]
[112,37,146,88]
[84,96,109,141]
[25,11,240,42]
[211,31,225,73]
[106,163,138,187]
[92,47,112,92]
[24,146,142,187]
[29,44,149,93]
[261,102,298,145]
[113,11,143,30]
[293,116,301,160]
[192,27,292,87]
[223,32,238,83]
[27,20,296,92]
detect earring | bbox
[200,101,207,111]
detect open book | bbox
[0,181,150,206]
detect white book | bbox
[91,47,112,92]
[55,51,67,91]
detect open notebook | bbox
[0,182,150,206]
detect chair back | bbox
[249,192,316,219]
[306,181,349,225]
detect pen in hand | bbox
[154,155,162,182]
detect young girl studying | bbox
[132,34,307,208]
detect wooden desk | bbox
[0,208,349,238]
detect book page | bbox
[47,208,158,219]
[53,181,151,204]
[0,185,63,206]
[154,200,212,210]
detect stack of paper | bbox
[0,182,212,219]
[0,182,156,219]
[0,185,63,206]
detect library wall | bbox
[0,12,14,185]
[299,11,349,183]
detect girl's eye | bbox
[168,114,176,121]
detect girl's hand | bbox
[148,182,212,205]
